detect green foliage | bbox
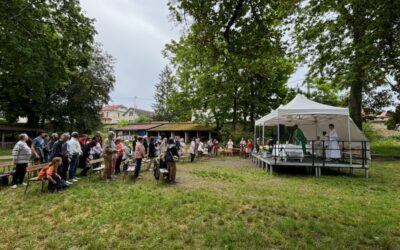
[118,119,130,127]
[362,121,380,141]
[220,125,253,146]
[133,115,153,124]
[165,0,297,130]
[386,104,400,130]
[153,65,184,121]
[293,0,400,129]
[0,1,114,131]
[304,77,344,106]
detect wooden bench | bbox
[88,158,105,179]
[24,163,50,194]
[0,155,13,161]
[0,161,15,190]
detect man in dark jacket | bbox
[148,137,156,170]
[165,138,179,183]
[51,133,71,184]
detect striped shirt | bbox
[12,141,32,164]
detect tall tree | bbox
[293,0,400,128]
[0,0,103,128]
[152,65,177,121]
[165,0,296,132]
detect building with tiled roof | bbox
[116,122,216,142]
[100,105,154,125]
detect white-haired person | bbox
[103,131,118,181]
[68,132,82,182]
[11,134,32,189]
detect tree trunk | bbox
[27,112,38,128]
[349,4,366,129]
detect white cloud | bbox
[80,0,180,111]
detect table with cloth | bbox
[272,144,304,162]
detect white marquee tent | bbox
[255,94,368,144]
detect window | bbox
[106,112,109,117]
[129,111,133,116]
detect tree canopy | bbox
[0,0,115,131]
[293,0,400,128]
[163,0,297,133]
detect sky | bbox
[80,0,306,111]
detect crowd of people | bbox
[11,131,226,192]
[11,131,105,192]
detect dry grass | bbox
[0,157,399,249]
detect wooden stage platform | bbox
[250,154,369,178]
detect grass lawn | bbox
[370,138,400,158]
[1,157,399,249]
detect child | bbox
[38,157,68,193]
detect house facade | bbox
[100,105,155,125]
[101,105,128,124]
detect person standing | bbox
[213,139,219,157]
[240,137,246,158]
[94,131,103,148]
[42,134,50,163]
[90,137,103,168]
[227,139,234,156]
[246,139,253,158]
[132,135,138,154]
[327,124,341,161]
[207,138,213,157]
[46,133,59,162]
[165,138,179,183]
[51,133,71,185]
[148,137,156,170]
[68,132,82,182]
[134,137,145,180]
[114,138,124,175]
[198,139,204,159]
[292,124,307,154]
[103,131,118,181]
[11,134,32,189]
[122,140,133,172]
[143,136,149,155]
[31,131,46,163]
[189,137,196,163]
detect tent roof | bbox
[255,94,367,141]
[256,94,348,125]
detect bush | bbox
[363,121,380,141]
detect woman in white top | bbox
[198,140,204,159]
[227,139,234,156]
[189,138,196,163]
[326,124,341,161]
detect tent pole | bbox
[262,124,265,146]
[253,124,256,151]
[347,116,352,167]
[277,111,280,145]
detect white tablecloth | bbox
[272,144,304,161]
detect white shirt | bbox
[198,142,204,152]
[189,141,195,154]
[68,138,82,156]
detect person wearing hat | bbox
[68,132,82,182]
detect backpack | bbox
[165,148,174,162]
